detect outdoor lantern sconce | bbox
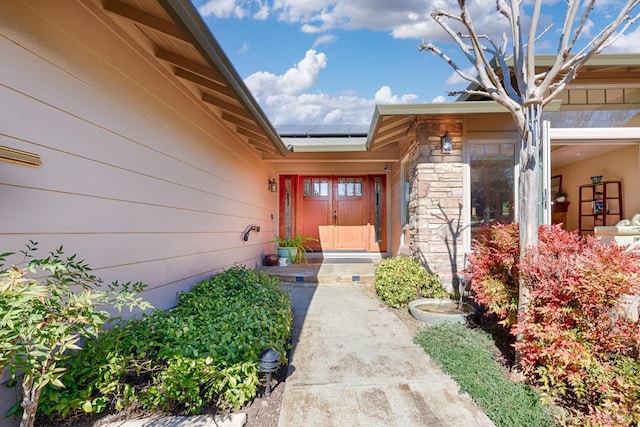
[441,131,452,154]
[258,347,281,396]
[268,178,278,193]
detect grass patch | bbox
[414,323,558,427]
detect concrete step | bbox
[256,258,378,285]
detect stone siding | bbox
[407,117,465,293]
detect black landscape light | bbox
[258,347,281,396]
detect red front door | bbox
[279,175,386,252]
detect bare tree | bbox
[420,0,639,324]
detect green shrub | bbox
[375,257,447,309]
[0,242,150,427]
[38,266,292,420]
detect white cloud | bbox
[243,51,418,124]
[431,95,447,103]
[245,49,328,97]
[254,4,270,20]
[198,0,246,19]
[312,34,337,48]
[604,25,640,53]
[196,0,511,44]
[239,42,250,54]
[374,86,418,104]
[445,67,476,85]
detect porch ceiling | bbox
[366,101,563,150]
[94,0,289,156]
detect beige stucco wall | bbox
[552,144,640,231]
[0,1,279,311]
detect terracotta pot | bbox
[263,254,278,266]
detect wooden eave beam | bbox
[237,125,271,144]
[248,138,277,153]
[155,48,226,85]
[221,112,264,134]
[174,67,235,98]
[202,94,250,118]
[103,0,189,42]
[375,119,411,140]
[372,135,401,151]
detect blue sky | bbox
[192,0,640,126]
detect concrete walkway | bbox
[277,281,495,427]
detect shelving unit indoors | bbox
[578,181,623,235]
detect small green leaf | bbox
[81,401,93,413]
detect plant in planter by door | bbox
[555,189,568,202]
[270,234,317,264]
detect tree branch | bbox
[418,42,482,88]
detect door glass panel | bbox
[337,178,363,197]
[284,178,292,239]
[304,178,329,197]
[374,178,382,243]
[470,143,516,241]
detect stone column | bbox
[407,117,464,293]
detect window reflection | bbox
[470,143,516,241]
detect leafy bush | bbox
[515,229,640,426]
[375,257,448,309]
[38,266,292,420]
[469,223,640,425]
[414,323,557,427]
[467,222,520,325]
[0,242,151,427]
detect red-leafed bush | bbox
[515,229,640,426]
[470,222,640,425]
[468,222,521,325]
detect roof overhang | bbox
[458,54,640,101]
[366,100,563,150]
[99,0,289,156]
[550,127,640,143]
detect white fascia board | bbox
[550,127,640,143]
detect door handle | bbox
[333,209,337,225]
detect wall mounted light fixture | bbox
[268,178,277,192]
[441,131,452,154]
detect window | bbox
[337,178,362,197]
[401,160,411,226]
[469,143,516,241]
[303,178,329,197]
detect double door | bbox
[279,175,386,252]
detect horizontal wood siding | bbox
[0,1,278,315]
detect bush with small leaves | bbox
[469,224,640,425]
[516,230,640,426]
[37,265,291,420]
[375,257,448,309]
[0,242,151,427]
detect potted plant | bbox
[271,233,317,264]
[555,190,568,202]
